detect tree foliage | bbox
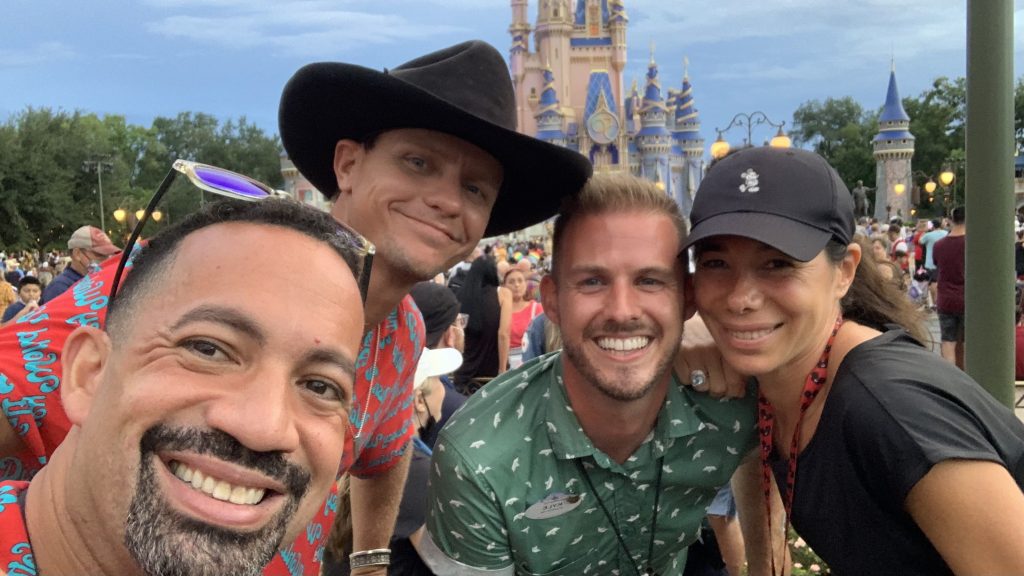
[789,75,1022,216]
[791,96,878,190]
[0,108,282,250]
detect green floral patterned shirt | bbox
[422,352,757,576]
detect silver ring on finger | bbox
[690,369,708,390]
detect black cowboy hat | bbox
[279,40,593,238]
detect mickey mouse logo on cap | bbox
[739,169,760,194]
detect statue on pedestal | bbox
[851,180,874,217]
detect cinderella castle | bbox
[509,0,704,216]
[282,0,939,228]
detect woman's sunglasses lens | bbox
[193,166,271,198]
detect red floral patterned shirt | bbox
[0,252,422,576]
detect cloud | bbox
[0,42,76,68]
[145,1,471,56]
[626,0,972,72]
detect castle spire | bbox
[873,64,915,222]
[673,64,704,158]
[880,67,910,123]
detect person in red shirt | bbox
[933,206,966,369]
[503,267,543,369]
[0,200,367,576]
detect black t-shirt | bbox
[771,329,1024,575]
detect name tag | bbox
[524,492,582,520]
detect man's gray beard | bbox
[124,426,307,576]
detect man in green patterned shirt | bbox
[420,173,758,576]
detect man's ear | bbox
[441,325,457,348]
[333,139,364,198]
[681,271,697,321]
[61,326,112,426]
[540,275,559,327]
[412,390,427,415]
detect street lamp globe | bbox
[135,209,146,221]
[113,208,127,223]
[924,180,937,194]
[939,169,955,187]
[769,126,791,149]
[893,183,906,195]
[710,134,730,160]
[152,210,163,222]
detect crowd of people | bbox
[855,207,1024,373]
[0,37,1021,576]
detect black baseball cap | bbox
[409,281,460,348]
[684,147,855,261]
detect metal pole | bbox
[97,165,105,232]
[965,0,1014,406]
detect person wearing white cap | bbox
[389,347,462,573]
[40,225,120,304]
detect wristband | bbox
[350,548,391,569]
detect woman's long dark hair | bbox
[456,256,499,334]
[828,237,931,346]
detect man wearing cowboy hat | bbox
[278,39,592,575]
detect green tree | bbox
[791,97,878,189]
[137,112,283,228]
[903,76,965,179]
[0,107,283,250]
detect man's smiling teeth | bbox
[170,461,266,505]
[732,328,775,341]
[596,336,649,351]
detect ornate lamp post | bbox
[939,164,957,216]
[83,157,114,231]
[710,111,791,160]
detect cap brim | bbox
[414,347,463,389]
[280,63,592,238]
[684,212,832,262]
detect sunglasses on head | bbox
[109,159,375,304]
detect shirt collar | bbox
[545,360,708,465]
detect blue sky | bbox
[3,0,1022,154]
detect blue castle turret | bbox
[671,65,705,216]
[873,64,915,221]
[534,66,570,149]
[635,51,673,200]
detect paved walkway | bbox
[923,309,941,354]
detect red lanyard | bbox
[757,314,843,573]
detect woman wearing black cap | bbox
[686,147,1024,575]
